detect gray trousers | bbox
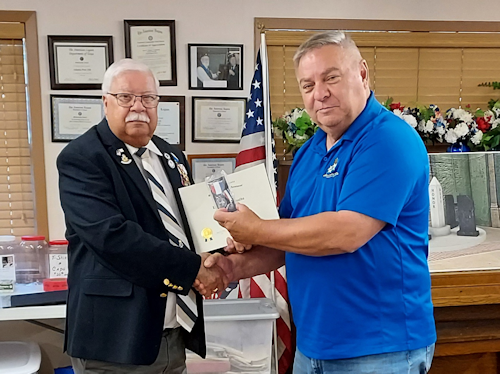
[71,328,187,374]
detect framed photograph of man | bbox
[124,20,177,86]
[48,35,114,90]
[188,44,243,90]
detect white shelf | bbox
[0,304,66,321]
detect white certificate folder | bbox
[179,164,279,253]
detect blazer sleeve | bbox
[57,148,201,294]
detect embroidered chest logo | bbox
[323,158,339,178]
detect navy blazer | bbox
[57,119,205,365]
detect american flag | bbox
[234,35,293,374]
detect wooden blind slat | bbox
[461,48,500,110]
[373,48,419,105]
[0,23,25,39]
[266,30,500,48]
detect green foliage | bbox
[272,108,318,154]
[479,81,500,90]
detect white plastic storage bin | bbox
[0,341,41,374]
[186,298,279,374]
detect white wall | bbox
[0,0,498,239]
[0,1,499,372]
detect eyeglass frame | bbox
[107,92,160,108]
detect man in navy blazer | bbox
[57,59,226,374]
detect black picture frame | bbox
[192,96,246,143]
[48,35,114,90]
[50,95,104,142]
[124,20,177,86]
[156,95,185,151]
[188,43,243,90]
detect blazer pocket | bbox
[82,278,133,297]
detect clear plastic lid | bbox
[0,235,16,243]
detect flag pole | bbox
[260,31,280,374]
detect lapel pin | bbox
[168,160,175,169]
[164,153,171,160]
[121,154,132,165]
[116,148,124,156]
[171,153,180,163]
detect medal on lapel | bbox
[116,148,132,165]
[167,152,191,186]
[121,154,132,164]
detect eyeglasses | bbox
[107,93,160,108]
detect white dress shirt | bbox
[125,141,181,328]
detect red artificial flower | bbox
[389,102,403,111]
[476,117,491,132]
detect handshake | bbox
[192,203,260,296]
[192,238,252,297]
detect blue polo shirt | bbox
[279,92,436,360]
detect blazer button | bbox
[163,278,170,286]
[178,286,183,291]
[160,293,167,298]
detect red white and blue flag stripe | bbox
[235,34,293,374]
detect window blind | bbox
[0,24,35,235]
[267,31,500,118]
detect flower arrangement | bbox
[382,98,447,144]
[477,100,500,150]
[272,108,318,154]
[443,107,479,147]
[382,97,487,151]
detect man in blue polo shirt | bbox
[205,30,436,374]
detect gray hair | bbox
[101,58,160,94]
[293,31,359,67]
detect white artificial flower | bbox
[494,107,500,117]
[436,126,446,135]
[471,130,483,145]
[484,110,495,121]
[453,109,473,124]
[393,109,403,118]
[403,114,418,128]
[445,129,459,144]
[493,119,500,129]
[454,122,470,138]
[291,109,302,123]
[295,134,309,141]
[423,120,434,133]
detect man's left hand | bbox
[213,203,261,245]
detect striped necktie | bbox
[136,147,198,332]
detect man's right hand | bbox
[193,253,228,297]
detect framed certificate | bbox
[51,95,104,142]
[124,20,177,86]
[48,35,114,90]
[192,97,246,143]
[187,154,237,184]
[155,96,185,151]
[188,44,243,90]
